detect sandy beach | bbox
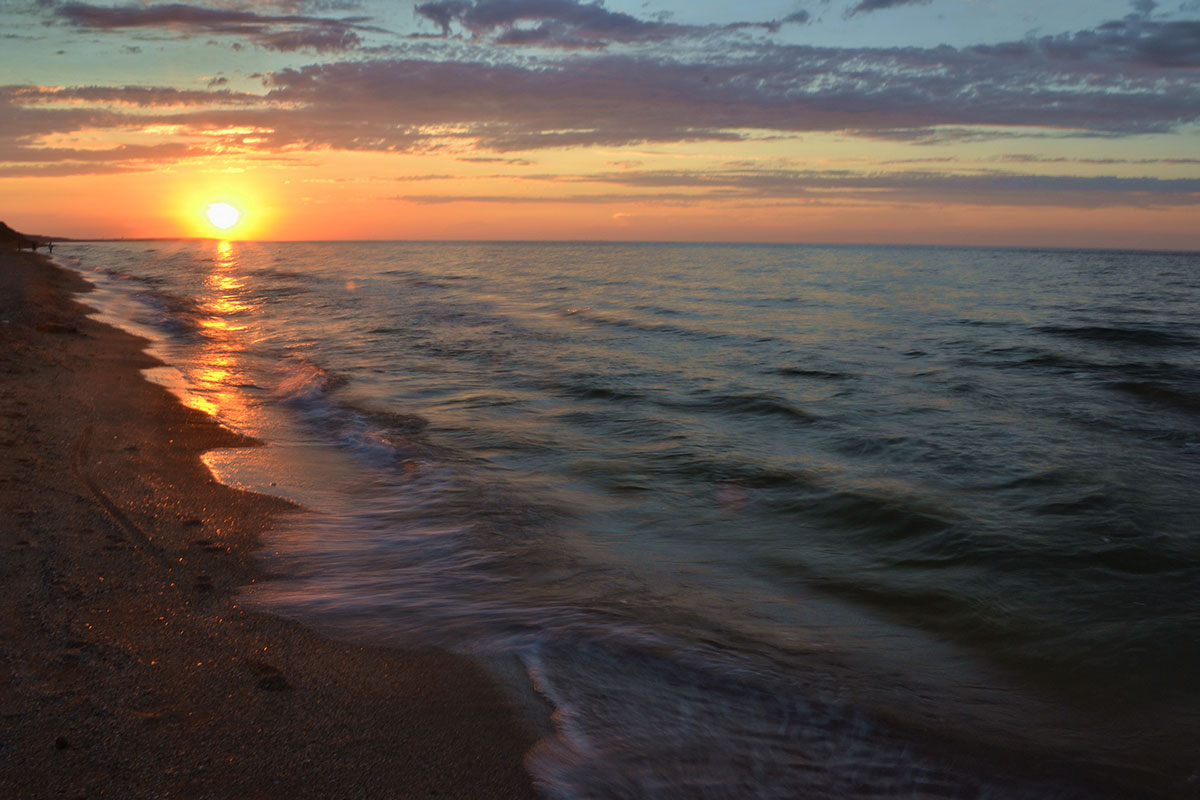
[0,249,539,799]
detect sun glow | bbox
[205,202,242,231]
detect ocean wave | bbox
[127,288,206,339]
[575,310,730,341]
[1108,380,1200,414]
[1035,324,1198,348]
[771,366,855,380]
[782,488,958,542]
[547,376,646,403]
[659,391,818,423]
[270,359,441,466]
[62,240,1200,798]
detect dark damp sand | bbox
[0,250,541,799]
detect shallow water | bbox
[61,241,1200,798]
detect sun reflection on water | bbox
[177,240,261,432]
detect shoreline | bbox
[0,250,540,798]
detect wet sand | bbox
[0,250,540,799]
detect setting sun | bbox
[204,202,242,231]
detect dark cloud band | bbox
[54,2,378,52]
[847,0,933,17]
[414,0,807,48]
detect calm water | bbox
[60,241,1200,798]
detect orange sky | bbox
[8,150,1199,250]
[2,0,1198,248]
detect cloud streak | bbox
[54,2,380,51]
[397,168,1200,208]
[972,18,1200,68]
[412,0,808,48]
[414,0,676,47]
[249,37,1200,154]
[5,22,1200,170]
[7,1,1200,166]
[847,0,933,17]
[3,4,1199,221]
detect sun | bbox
[205,202,242,231]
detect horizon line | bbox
[43,236,1200,255]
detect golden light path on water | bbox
[184,240,255,427]
[190,241,368,505]
[184,241,361,508]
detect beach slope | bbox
[0,250,538,799]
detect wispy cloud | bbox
[4,4,1199,211]
[5,20,1200,170]
[53,2,380,51]
[972,18,1200,68]
[398,168,1200,208]
[846,0,933,17]
[412,0,808,48]
[414,0,676,47]
[457,155,534,165]
[249,34,1200,153]
[5,84,265,108]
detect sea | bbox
[55,241,1199,799]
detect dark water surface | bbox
[61,242,1200,798]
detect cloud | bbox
[404,168,1200,209]
[415,0,676,43]
[414,0,682,47]
[54,2,379,52]
[0,141,198,163]
[394,191,707,205]
[4,8,1200,188]
[847,0,933,17]
[0,140,205,177]
[847,128,1129,145]
[1130,0,1158,17]
[413,0,806,48]
[0,162,148,177]
[256,1,367,10]
[457,155,533,164]
[412,0,471,37]
[722,11,811,35]
[992,154,1200,165]
[254,25,362,51]
[988,18,1200,68]
[4,84,265,108]
[590,168,1200,206]
[8,15,1197,166]
[251,36,1200,154]
[0,83,290,176]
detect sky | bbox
[1,0,1198,247]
